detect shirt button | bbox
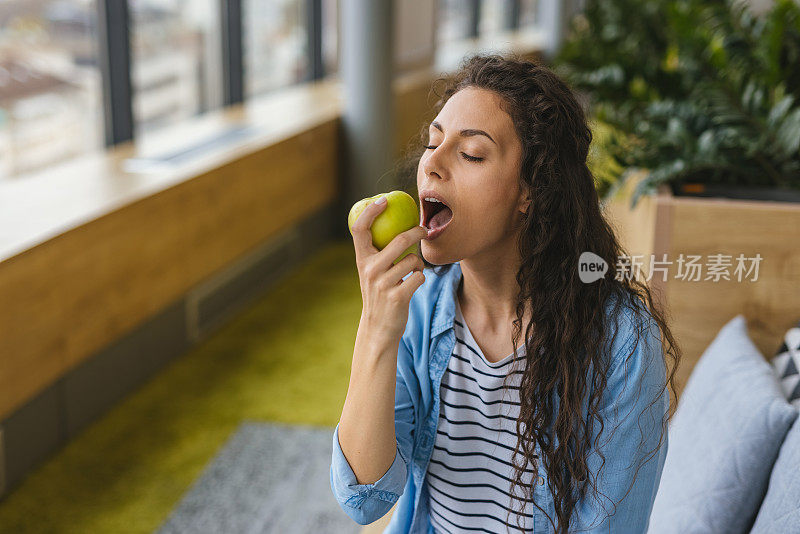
[537,476,545,485]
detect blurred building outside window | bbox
[0,0,102,179]
[520,0,538,26]
[395,0,436,74]
[438,0,543,46]
[479,0,505,35]
[437,0,471,44]
[322,0,338,76]
[244,0,307,97]
[129,0,222,136]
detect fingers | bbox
[396,266,426,299]
[351,197,388,263]
[383,252,426,300]
[374,225,429,272]
[387,251,425,287]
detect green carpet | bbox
[0,239,361,534]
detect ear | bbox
[519,194,531,216]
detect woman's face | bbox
[418,86,527,265]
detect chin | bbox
[420,242,459,266]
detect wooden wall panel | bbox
[0,120,338,420]
[604,171,800,403]
[602,171,660,264]
[665,195,800,392]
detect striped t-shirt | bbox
[426,295,540,533]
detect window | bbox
[129,0,223,135]
[520,0,539,26]
[437,0,471,44]
[244,0,307,97]
[0,0,103,179]
[322,0,338,75]
[479,0,506,36]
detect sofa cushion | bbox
[647,314,798,534]
[770,319,800,408]
[750,415,800,533]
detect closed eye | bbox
[423,145,484,163]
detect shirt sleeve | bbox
[570,311,670,533]
[330,337,417,525]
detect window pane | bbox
[0,0,102,178]
[129,0,222,135]
[520,0,538,26]
[244,0,307,97]
[437,0,470,44]
[322,0,338,75]
[479,0,505,36]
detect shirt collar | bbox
[430,261,463,339]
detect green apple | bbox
[348,190,420,265]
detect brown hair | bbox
[399,53,681,533]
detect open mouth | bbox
[422,199,454,231]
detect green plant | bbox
[586,117,634,199]
[556,0,800,207]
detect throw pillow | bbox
[750,415,800,533]
[647,314,799,534]
[770,319,800,408]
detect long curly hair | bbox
[398,53,682,533]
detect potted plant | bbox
[557,0,800,393]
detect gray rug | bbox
[156,421,361,534]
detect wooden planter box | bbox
[602,170,800,402]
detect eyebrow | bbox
[431,121,497,146]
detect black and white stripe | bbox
[427,297,538,533]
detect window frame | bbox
[95,0,326,147]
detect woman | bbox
[331,53,681,533]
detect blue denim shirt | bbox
[330,261,669,533]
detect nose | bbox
[422,145,445,180]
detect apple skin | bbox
[348,190,421,265]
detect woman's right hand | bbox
[351,197,431,343]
